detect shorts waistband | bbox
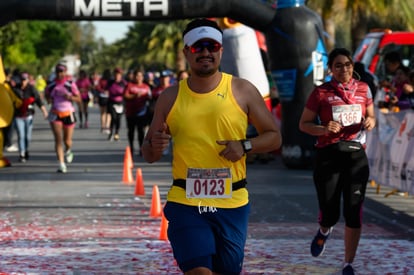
[172,178,247,191]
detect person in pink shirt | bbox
[123,69,152,157]
[45,63,81,173]
[75,69,93,128]
[95,69,112,134]
[107,67,127,141]
[90,70,100,104]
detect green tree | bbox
[103,20,189,73]
[0,21,73,75]
[307,0,414,51]
[144,20,190,72]
[77,22,99,73]
[0,22,19,58]
[114,22,157,70]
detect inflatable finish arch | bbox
[0,0,327,168]
[0,0,275,30]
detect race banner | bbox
[367,110,414,194]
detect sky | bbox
[92,21,134,43]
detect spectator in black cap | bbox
[148,69,173,124]
[14,72,48,162]
[379,51,403,89]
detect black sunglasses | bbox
[188,40,221,54]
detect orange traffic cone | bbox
[122,158,133,185]
[134,168,145,195]
[150,185,162,217]
[159,210,168,241]
[124,146,133,169]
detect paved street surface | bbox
[1,106,413,274]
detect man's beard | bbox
[193,67,216,77]
[192,56,218,77]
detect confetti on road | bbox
[1,215,413,274]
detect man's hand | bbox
[216,140,245,162]
[150,123,171,154]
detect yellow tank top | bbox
[166,73,249,208]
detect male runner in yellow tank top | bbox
[142,18,282,275]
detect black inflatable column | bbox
[265,0,328,168]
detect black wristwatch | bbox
[240,139,252,153]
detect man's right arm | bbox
[142,122,170,163]
[142,86,176,163]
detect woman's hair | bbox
[327,48,353,68]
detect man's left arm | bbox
[243,80,282,153]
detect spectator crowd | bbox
[1,65,188,171]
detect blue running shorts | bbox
[163,201,250,274]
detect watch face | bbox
[243,140,252,151]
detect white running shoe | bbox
[5,144,18,152]
[57,163,67,173]
[65,150,74,163]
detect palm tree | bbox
[106,21,189,72]
[144,20,190,72]
[306,0,337,51]
[307,0,414,51]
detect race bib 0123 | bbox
[185,168,232,198]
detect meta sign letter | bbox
[74,0,168,18]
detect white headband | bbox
[183,26,222,46]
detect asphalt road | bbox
[1,106,413,274]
